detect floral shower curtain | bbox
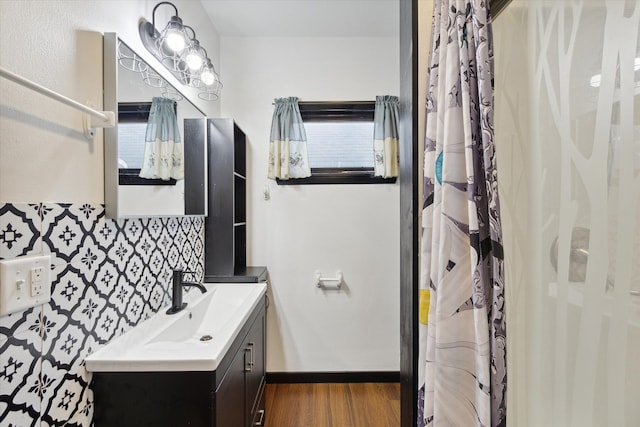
[373,95,400,178]
[139,97,184,180]
[418,1,506,426]
[268,96,311,179]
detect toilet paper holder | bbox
[315,270,343,289]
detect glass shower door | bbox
[494,1,640,426]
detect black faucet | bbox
[167,269,207,314]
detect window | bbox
[276,101,396,185]
[118,102,151,170]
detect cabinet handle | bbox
[254,409,265,426]
[248,342,255,366]
[244,344,254,372]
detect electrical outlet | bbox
[30,266,45,296]
[0,255,51,316]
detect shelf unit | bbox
[203,118,247,278]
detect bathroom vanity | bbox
[86,282,266,427]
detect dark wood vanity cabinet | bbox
[216,301,266,427]
[92,299,266,427]
[245,308,266,426]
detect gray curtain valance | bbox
[268,97,311,180]
[373,95,400,178]
[139,97,183,181]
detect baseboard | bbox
[266,371,400,384]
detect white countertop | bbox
[85,281,267,372]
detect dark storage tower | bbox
[204,118,246,277]
[185,118,267,283]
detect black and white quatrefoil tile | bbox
[0,202,205,427]
[0,204,45,342]
[0,203,41,259]
[0,332,42,426]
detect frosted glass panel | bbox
[494,1,640,426]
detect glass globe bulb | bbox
[185,51,204,71]
[200,67,216,86]
[165,30,186,53]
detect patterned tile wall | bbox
[0,203,205,426]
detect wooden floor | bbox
[264,383,401,427]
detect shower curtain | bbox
[418,1,506,426]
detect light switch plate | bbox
[0,254,51,316]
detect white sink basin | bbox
[85,282,267,372]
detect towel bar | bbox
[0,66,115,140]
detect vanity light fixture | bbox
[139,1,222,100]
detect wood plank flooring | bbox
[264,383,401,427]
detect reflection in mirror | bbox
[117,101,174,184]
[103,33,207,219]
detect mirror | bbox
[103,33,207,218]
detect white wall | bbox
[220,36,401,372]
[0,0,221,203]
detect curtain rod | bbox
[0,65,115,140]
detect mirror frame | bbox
[103,32,208,219]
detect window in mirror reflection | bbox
[117,102,178,186]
